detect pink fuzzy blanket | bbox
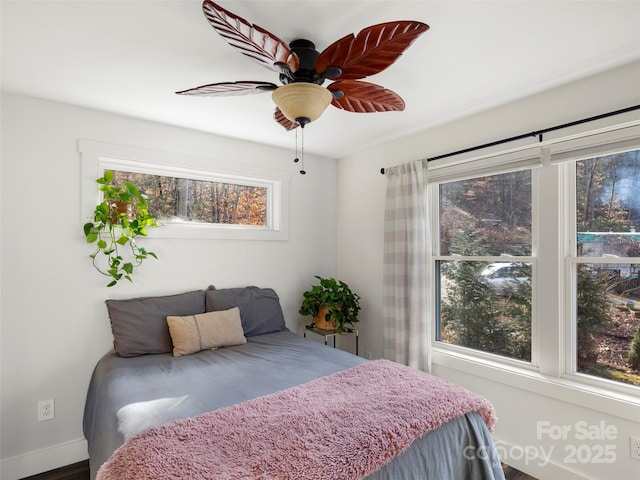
[97,359,496,480]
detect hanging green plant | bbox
[83,170,159,287]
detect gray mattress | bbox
[83,330,505,479]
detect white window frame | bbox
[80,139,290,241]
[430,160,539,368]
[428,112,640,421]
[560,142,640,397]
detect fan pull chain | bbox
[292,125,306,175]
[299,125,306,175]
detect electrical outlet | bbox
[38,398,54,421]
[631,436,640,461]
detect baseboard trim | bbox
[1,438,88,480]
[493,436,589,480]
[1,436,593,480]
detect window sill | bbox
[149,222,288,241]
[432,346,640,422]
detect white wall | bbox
[337,60,640,480]
[4,59,640,480]
[0,93,338,479]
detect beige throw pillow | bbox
[167,307,246,357]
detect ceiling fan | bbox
[176,1,430,131]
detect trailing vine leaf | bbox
[83,170,160,287]
[85,231,98,244]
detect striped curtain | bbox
[383,160,430,372]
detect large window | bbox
[431,124,640,398]
[572,148,640,387]
[436,171,533,362]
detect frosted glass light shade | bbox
[272,83,333,125]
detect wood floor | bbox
[503,464,538,480]
[21,459,538,480]
[21,461,89,480]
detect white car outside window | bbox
[481,263,529,295]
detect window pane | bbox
[574,149,640,388]
[438,260,532,361]
[112,171,267,226]
[439,170,532,256]
[576,149,640,258]
[576,263,640,387]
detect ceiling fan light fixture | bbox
[272,83,333,126]
[181,3,430,131]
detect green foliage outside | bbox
[576,265,611,369]
[628,325,640,370]
[504,267,533,361]
[440,226,531,361]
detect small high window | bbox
[80,139,290,241]
[110,170,268,227]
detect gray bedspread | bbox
[83,330,505,479]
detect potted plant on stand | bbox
[299,276,361,332]
[83,170,159,287]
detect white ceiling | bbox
[2,0,640,158]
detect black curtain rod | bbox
[380,104,640,174]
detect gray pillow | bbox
[205,286,286,337]
[106,290,206,357]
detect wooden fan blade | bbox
[176,81,277,96]
[274,107,299,130]
[317,21,429,80]
[202,1,299,73]
[328,80,405,113]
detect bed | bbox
[83,286,505,479]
